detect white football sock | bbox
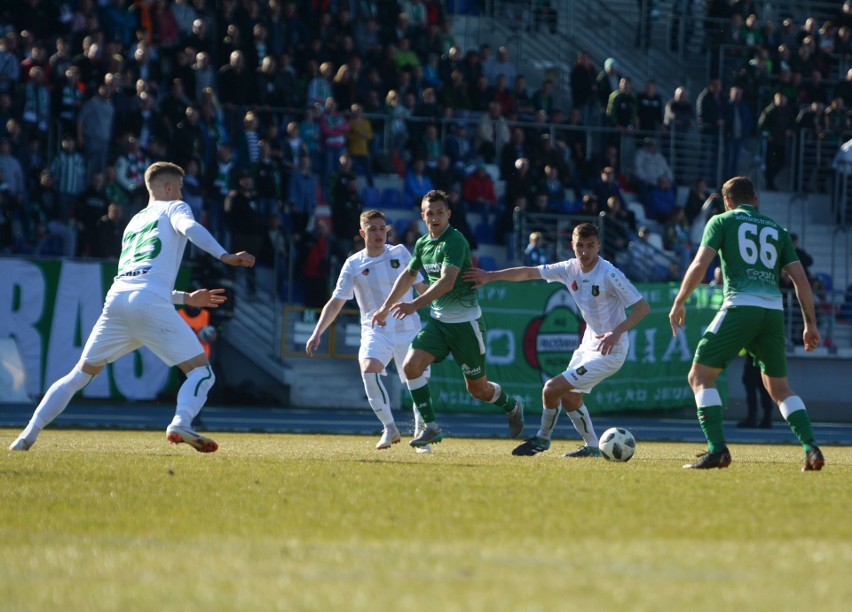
[169,365,215,429]
[362,372,395,427]
[567,405,599,447]
[536,407,560,440]
[19,368,94,443]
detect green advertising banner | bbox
[0,258,188,401]
[425,282,726,414]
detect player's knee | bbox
[402,360,423,380]
[466,378,491,401]
[542,378,563,403]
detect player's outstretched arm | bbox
[463,266,542,288]
[186,288,227,308]
[669,246,716,335]
[785,261,821,351]
[220,252,256,267]
[306,297,346,356]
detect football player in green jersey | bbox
[373,190,525,447]
[669,176,824,471]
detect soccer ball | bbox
[599,427,636,462]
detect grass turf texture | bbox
[2,429,851,611]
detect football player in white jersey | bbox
[306,210,431,451]
[464,223,649,457]
[10,162,255,453]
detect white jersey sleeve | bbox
[538,260,574,286]
[331,256,356,301]
[170,202,228,260]
[604,264,643,308]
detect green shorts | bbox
[695,305,787,377]
[411,317,488,380]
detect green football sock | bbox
[409,385,436,423]
[493,389,517,414]
[697,405,726,453]
[785,410,816,453]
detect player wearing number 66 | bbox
[9,162,256,454]
[669,176,824,471]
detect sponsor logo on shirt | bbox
[390,259,400,269]
[576,366,588,376]
[461,364,482,377]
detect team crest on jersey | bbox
[361,268,370,276]
[591,285,600,296]
[571,280,578,291]
[390,259,400,268]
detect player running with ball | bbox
[465,222,649,457]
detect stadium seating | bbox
[380,188,406,210]
[361,186,380,209]
[477,255,498,271]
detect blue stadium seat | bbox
[361,186,380,209]
[477,255,498,271]
[380,188,405,209]
[474,222,495,244]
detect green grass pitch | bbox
[2,429,851,611]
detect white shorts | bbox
[359,326,424,382]
[561,343,626,393]
[81,290,204,367]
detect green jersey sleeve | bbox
[409,239,423,272]
[441,230,469,269]
[700,214,724,252]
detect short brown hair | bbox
[721,176,756,205]
[422,189,449,209]
[359,209,385,227]
[572,222,599,240]
[144,161,184,189]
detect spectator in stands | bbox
[738,354,774,429]
[633,137,673,207]
[287,155,318,241]
[511,73,535,120]
[592,167,623,212]
[758,91,794,190]
[499,127,528,181]
[569,195,595,220]
[329,154,361,251]
[76,84,114,181]
[404,157,434,209]
[73,170,108,256]
[683,178,713,226]
[696,78,724,181]
[300,217,333,308]
[637,79,664,132]
[485,46,517,86]
[253,139,282,222]
[791,233,814,280]
[570,50,597,125]
[663,207,694,275]
[114,135,150,211]
[523,231,550,266]
[602,195,636,262]
[538,163,569,212]
[19,66,50,146]
[0,137,24,201]
[50,134,86,220]
[648,175,678,223]
[595,57,621,112]
[411,123,441,171]
[91,202,125,259]
[462,160,498,226]
[606,77,637,133]
[319,97,349,187]
[664,86,695,133]
[225,169,263,296]
[724,85,753,179]
[476,101,510,165]
[446,185,477,251]
[444,122,475,179]
[27,169,60,246]
[429,154,456,193]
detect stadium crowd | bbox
[0,0,850,313]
